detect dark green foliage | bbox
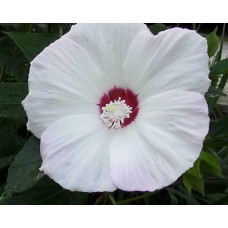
[148,23,169,35]
[0,83,28,120]
[6,32,59,61]
[207,27,220,58]
[210,59,228,77]
[0,133,26,169]
[0,35,28,82]
[1,176,71,205]
[5,136,42,194]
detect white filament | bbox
[100,97,132,129]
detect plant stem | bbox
[108,193,117,205]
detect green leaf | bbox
[0,133,26,169]
[0,155,15,169]
[218,146,228,163]
[168,191,178,205]
[148,23,168,35]
[0,32,29,82]
[207,27,220,58]
[0,176,71,205]
[183,173,204,195]
[5,136,43,194]
[210,59,228,77]
[0,105,27,119]
[204,136,228,148]
[211,192,228,205]
[0,132,25,155]
[0,82,28,102]
[218,73,228,91]
[0,117,24,134]
[183,174,192,194]
[207,192,225,202]
[209,118,228,137]
[201,151,223,177]
[214,24,226,63]
[183,159,204,194]
[5,32,59,61]
[0,133,25,157]
[167,187,200,205]
[185,159,201,178]
[0,83,28,120]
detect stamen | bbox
[100,97,132,129]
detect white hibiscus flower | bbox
[22,23,211,192]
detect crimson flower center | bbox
[98,87,139,129]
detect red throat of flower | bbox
[98,86,139,129]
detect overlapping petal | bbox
[66,23,149,87]
[123,28,211,100]
[23,23,148,138]
[40,114,117,192]
[110,91,209,191]
[22,23,211,193]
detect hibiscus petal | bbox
[23,23,149,138]
[123,27,211,100]
[109,91,209,191]
[66,23,149,87]
[23,38,105,137]
[40,114,117,192]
